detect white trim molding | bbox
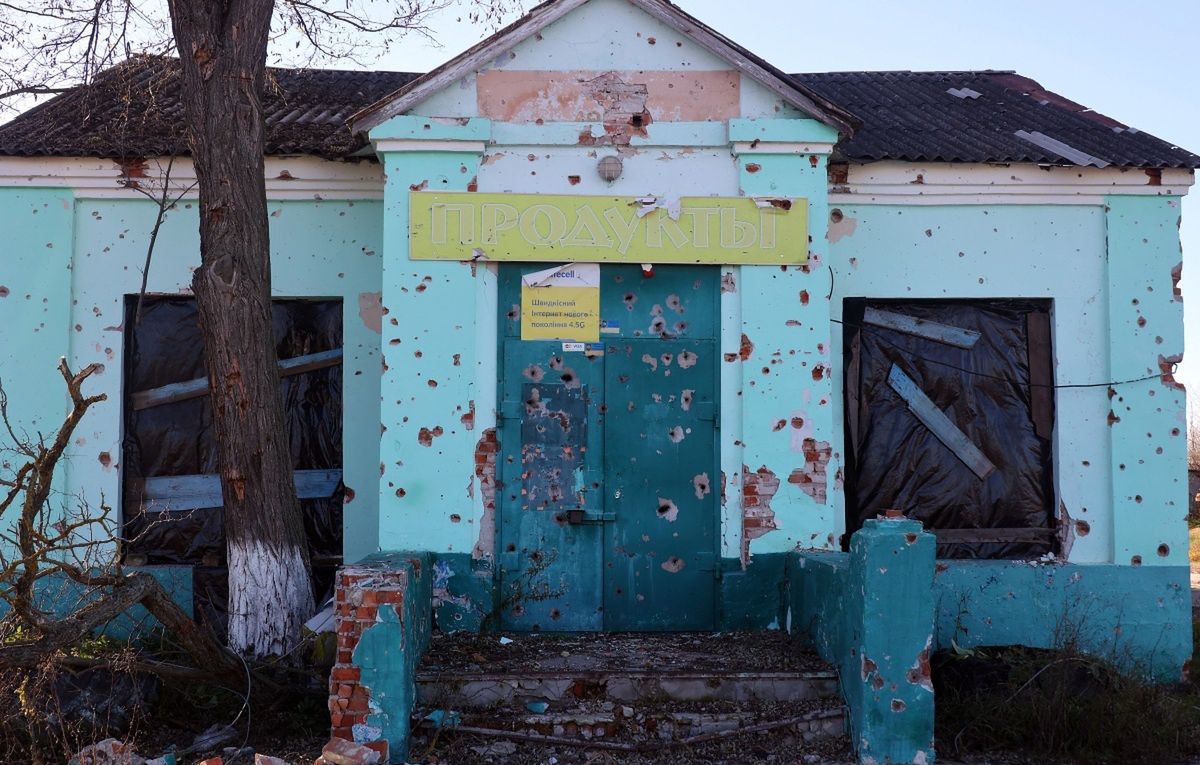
[830,161,1195,206]
[0,156,384,200]
[372,139,489,154]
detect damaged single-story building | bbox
[1,0,1197,761]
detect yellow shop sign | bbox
[409,192,808,264]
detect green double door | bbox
[497,264,720,632]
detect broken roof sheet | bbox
[0,58,1196,169]
[792,70,1199,168]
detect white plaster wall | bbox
[476,145,739,196]
[499,0,730,71]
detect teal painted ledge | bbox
[370,115,492,142]
[933,560,1192,682]
[729,117,839,145]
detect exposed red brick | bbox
[742,465,780,563]
[739,333,754,361]
[473,427,500,559]
[787,438,832,504]
[417,425,444,447]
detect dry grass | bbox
[935,646,1200,764]
[1190,526,1200,564]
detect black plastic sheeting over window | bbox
[842,299,1056,559]
[122,297,343,634]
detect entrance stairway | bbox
[409,631,849,764]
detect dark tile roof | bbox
[0,57,417,159]
[1,57,1197,169]
[792,70,1200,169]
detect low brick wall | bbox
[329,553,432,762]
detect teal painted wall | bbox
[830,204,1110,563]
[0,190,384,566]
[0,187,76,505]
[828,199,1188,567]
[1104,196,1188,569]
[0,565,193,640]
[732,118,841,558]
[378,142,487,555]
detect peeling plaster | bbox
[358,292,384,334]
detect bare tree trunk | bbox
[167,0,314,657]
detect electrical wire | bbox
[831,317,1171,391]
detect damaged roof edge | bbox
[347,0,860,138]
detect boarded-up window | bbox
[121,296,343,632]
[843,299,1055,559]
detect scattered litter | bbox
[304,598,335,634]
[320,737,381,765]
[69,739,145,765]
[180,724,239,756]
[425,709,462,727]
[498,636,514,645]
[220,747,254,764]
[352,722,382,744]
[470,741,519,757]
[253,756,290,765]
[526,701,550,714]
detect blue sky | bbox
[380,0,1200,393]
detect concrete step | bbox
[416,630,840,709]
[410,700,847,764]
[416,668,840,709]
[411,632,850,763]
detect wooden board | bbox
[137,468,343,512]
[864,307,980,349]
[887,364,996,480]
[930,528,1054,544]
[131,348,343,411]
[1027,312,1054,440]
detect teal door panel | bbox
[497,264,719,632]
[598,265,720,341]
[497,340,605,631]
[604,339,718,631]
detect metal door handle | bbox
[566,509,615,525]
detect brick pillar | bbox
[329,568,406,743]
[328,554,431,762]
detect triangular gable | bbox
[349,0,858,136]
